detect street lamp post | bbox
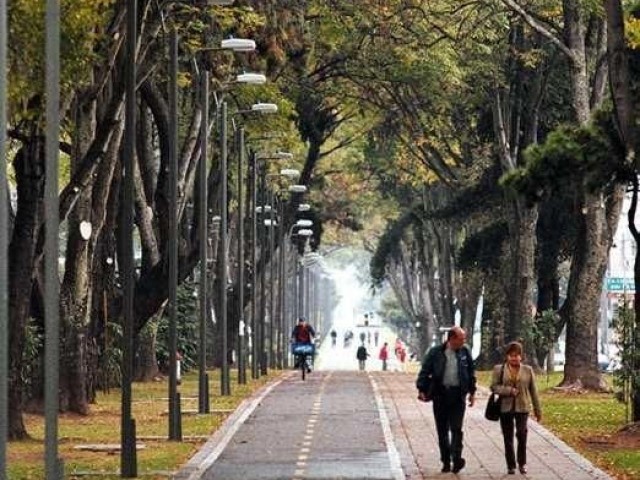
[249,150,259,379]
[196,41,261,390]
[291,226,313,323]
[197,70,210,413]
[0,0,7,473]
[168,28,182,441]
[45,0,63,476]
[268,191,277,369]
[217,77,268,396]
[231,104,278,384]
[219,101,231,396]
[195,30,257,413]
[277,196,297,369]
[120,0,138,475]
[236,126,247,384]
[278,200,286,369]
[258,162,268,375]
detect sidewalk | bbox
[174,370,615,480]
[375,372,614,479]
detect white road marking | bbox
[370,375,405,480]
[186,380,282,480]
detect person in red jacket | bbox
[379,342,389,371]
[291,317,315,372]
[291,317,315,344]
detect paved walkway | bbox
[376,372,613,480]
[174,371,614,480]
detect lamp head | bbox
[288,184,307,193]
[274,151,293,159]
[221,38,256,52]
[280,168,299,177]
[295,219,313,227]
[236,72,267,84]
[251,102,278,113]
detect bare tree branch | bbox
[499,0,576,61]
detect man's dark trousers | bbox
[432,387,466,466]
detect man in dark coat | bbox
[416,326,476,474]
[356,343,369,371]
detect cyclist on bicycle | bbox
[291,317,315,372]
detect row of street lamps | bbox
[160,1,328,467]
[128,9,325,477]
[0,0,329,477]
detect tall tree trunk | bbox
[508,199,538,341]
[605,0,640,421]
[135,319,160,381]
[475,274,508,369]
[500,0,623,389]
[628,182,640,421]
[536,200,562,313]
[8,133,45,439]
[89,110,123,393]
[562,190,623,389]
[59,94,97,415]
[492,26,546,345]
[560,3,622,390]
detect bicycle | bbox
[291,342,315,380]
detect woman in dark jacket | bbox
[491,341,542,475]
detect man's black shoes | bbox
[441,463,451,473]
[452,458,466,473]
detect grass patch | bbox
[477,370,639,480]
[8,369,276,479]
[10,367,639,480]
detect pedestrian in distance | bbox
[491,341,542,475]
[379,342,389,371]
[343,330,353,348]
[394,337,403,357]
[330,328,337,347]
[416,326,476,474]
[356,343,370,371]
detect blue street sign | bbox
[606,277,635,292]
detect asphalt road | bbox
[196,370,401,480]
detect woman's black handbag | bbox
[484,393,501,421]
[485,363,505,421]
